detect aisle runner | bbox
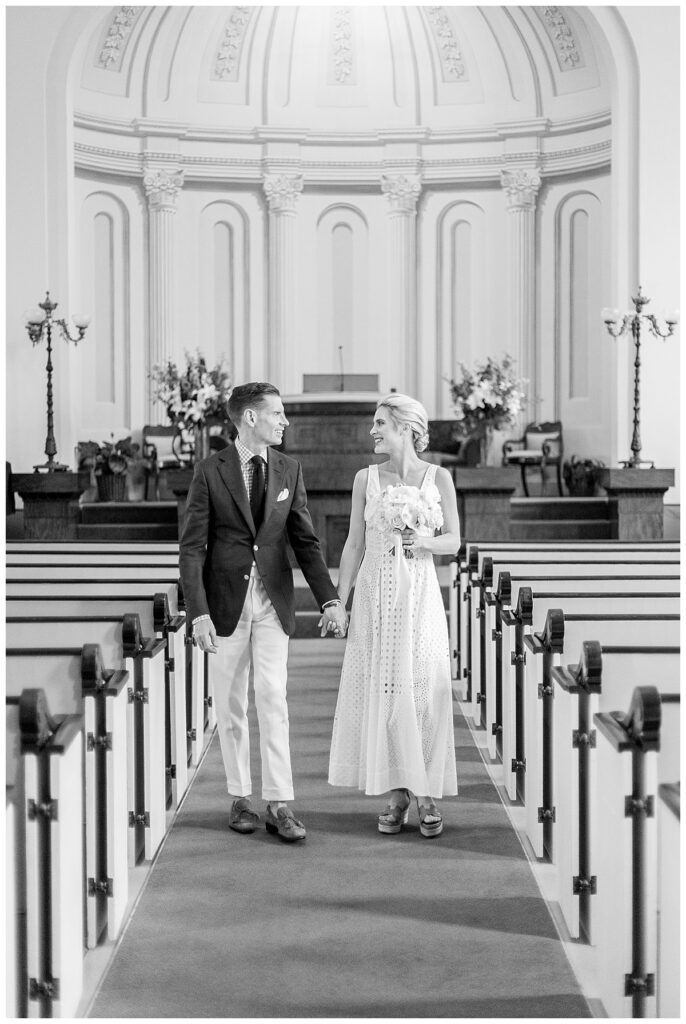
[89,641,589,1019]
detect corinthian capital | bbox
[143,167,185,210]
[263,174,304,213]
[381,174,422,214]
[501,168,542,209]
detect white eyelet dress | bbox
[328,463,458,797]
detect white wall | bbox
[619,7,680,492]
[4,6,680,503]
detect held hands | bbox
[318,601,349,639]
[193,617,218,654]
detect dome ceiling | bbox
[77,6,608,131]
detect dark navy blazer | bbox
[179,441,338,637]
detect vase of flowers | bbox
[150,350,232,462]
[447,354,527,466]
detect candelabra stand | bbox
[24,292,90,472]
[602,287,678,469]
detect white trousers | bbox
[210,573,292,801]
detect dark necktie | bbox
[250,455,266,530]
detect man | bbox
[179,382,348,842]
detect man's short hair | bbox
[227,382,280,428]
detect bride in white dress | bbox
[328,394,460,837]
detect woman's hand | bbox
[401,527,431,554]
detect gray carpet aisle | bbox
[89,640,590,1019]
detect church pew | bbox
[5,590,206,772]
[522,612,679,863]
[488,590,679,764]
[6,611,190,809]
[5,607,190,811]
[5,578,182,615]
[498,580,681,802]
[449,541,678,685]
[656,781,680,1018]
[6,649,131,953]
[593,686,680,1018]
[469,559,678,729]
[549,644,680,947]
[7,540,180,554]
[7,689,84,1018]
[4,572,204,757]
[6,637,167,874]
[6,738,20,1017]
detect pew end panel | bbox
[594,695,660,1019]
[22,709,85,1019]
[657,782,680,1018]
[6,787,20,1018]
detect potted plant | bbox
[447,354,528,466]
[77,436,148,502]
[563,455,605,497]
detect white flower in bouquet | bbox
[368,482,444,554]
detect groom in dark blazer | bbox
[179,382,348,842]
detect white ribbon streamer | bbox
[391,533,412,609]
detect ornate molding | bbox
[143,168,185,210]
[381,174,422,214]
[263,174,304,213]
[537,7,585,71]
[97,7,142,72]
[330,8,354,84]
[213,7,253,82]
[425,7,467,81]
[500,168,542,208]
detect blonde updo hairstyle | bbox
[377,393,430,453]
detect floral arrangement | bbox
[77,436,144,476]
[150,350,232,431]
[448,354,527,438]
[367,483,444,551]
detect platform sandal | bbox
[377,789,411,834]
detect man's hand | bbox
[319,602,348,638]
[193,617,218,654]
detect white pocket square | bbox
[277,488,289,502]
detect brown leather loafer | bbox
[229,797,260,834]
[265,804,306,842]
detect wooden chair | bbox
[142,425,192,500]
[502,420,563,496]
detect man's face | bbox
[249,394,289,447]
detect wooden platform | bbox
[67,497,615,546]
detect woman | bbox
[328,394,460,836]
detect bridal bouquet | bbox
[368,482,444,554]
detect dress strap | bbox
[366,463,381,500]
[421,462,438,491]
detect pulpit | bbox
[11,471,91,540]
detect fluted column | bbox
[263,174,303,388]
[381,174,422,394]
[501,168,541,416]
[144,166,184,422]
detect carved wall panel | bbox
[315,203,372,385]
[78,189,137,440]
[542,185,612,460]
[432,199,491,415]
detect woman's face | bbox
[370,407,404,454]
